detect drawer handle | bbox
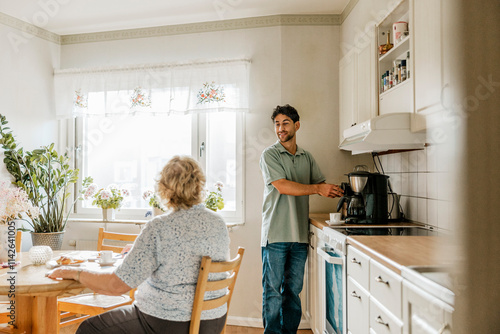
[350,291,361,299]
[438,323,450,334]
[376,316,389,327]
[351,257,361,265]
[375,275,389,285]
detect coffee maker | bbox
[338,170,389,224]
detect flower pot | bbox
[153,207,164,217]
[31,231,65,250]
[102,208,116,221]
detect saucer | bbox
[98,259,116,266]
[326,220,345,226]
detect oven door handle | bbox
[317,247,344,265]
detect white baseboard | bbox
[227,316,311,329]
[227,316,263,328]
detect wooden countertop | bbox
[347,236,450,274]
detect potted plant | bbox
[0,114,79,250]
[82,176,130,221]
[204,182,224,212]
[142,190,165,216]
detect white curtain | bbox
[54,59,250,118]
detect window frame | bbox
[67,112,245,224]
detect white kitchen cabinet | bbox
[339,51,356,145]
[356,25,377,126]
[347,276,370,334]
[307,225,325,334]
[347,245,404,334]
[411,0,445,131]
[403,280,453,334]
[370,297,404,334]
[339,26,377,145]
[370,260,403,319]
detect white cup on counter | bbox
[330,212,341,223]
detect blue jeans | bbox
[262,242,308,334]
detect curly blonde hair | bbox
[157,156,206,211]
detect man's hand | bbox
[317,183,344,198]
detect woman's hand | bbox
[48,267,79,281]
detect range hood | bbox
[339,113,426,155]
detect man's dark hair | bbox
[271,104,300,123]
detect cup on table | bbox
[330,212,341,223]
[99,250,113,263]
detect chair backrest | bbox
[15,230,22,253]
[189,247,245,334]
[97,227,138,253]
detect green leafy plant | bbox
[204,182,224,212]
[0,114,79,233]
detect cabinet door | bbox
[348,277,370,334]
[413,0,444,119]
[308,225,325,334]
[356,25,377,125]
[402,280,453,334]
[307,226,319,333]
[339,51,356,145]
[347,245,371,290]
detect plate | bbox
[326,220,345,226]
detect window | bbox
[55,59,249,223]
[74,94,244,222]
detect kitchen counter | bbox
[347,236,446,275]
[309,213,445,275]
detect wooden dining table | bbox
[0,250,120,334]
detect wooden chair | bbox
[190,247,245,334]
[57,228,138,330]
[0,231,22,333]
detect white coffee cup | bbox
[330,212,341,222]
[100,250,113,263]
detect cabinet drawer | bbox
[370,260,402,318]
[347,245,370,290]
[347,277,370,334]
[370,297,403,334]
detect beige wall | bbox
[0,24,60,151]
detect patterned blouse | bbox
[115,204,230,321]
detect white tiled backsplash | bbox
[377,144,453,236]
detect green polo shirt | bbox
[260,141,325,246]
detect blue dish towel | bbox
[325,250,343,334]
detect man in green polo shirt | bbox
[260,104,343,333]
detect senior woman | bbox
[49,156,230,333]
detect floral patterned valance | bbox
[54,59,250,118]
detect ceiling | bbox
[0,0,350,35]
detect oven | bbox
[316,227,348,334]
[315,226,392,334]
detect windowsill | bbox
[67,217,245,229]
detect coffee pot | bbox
[338,166,389,224]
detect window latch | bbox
[199,142,205,158]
